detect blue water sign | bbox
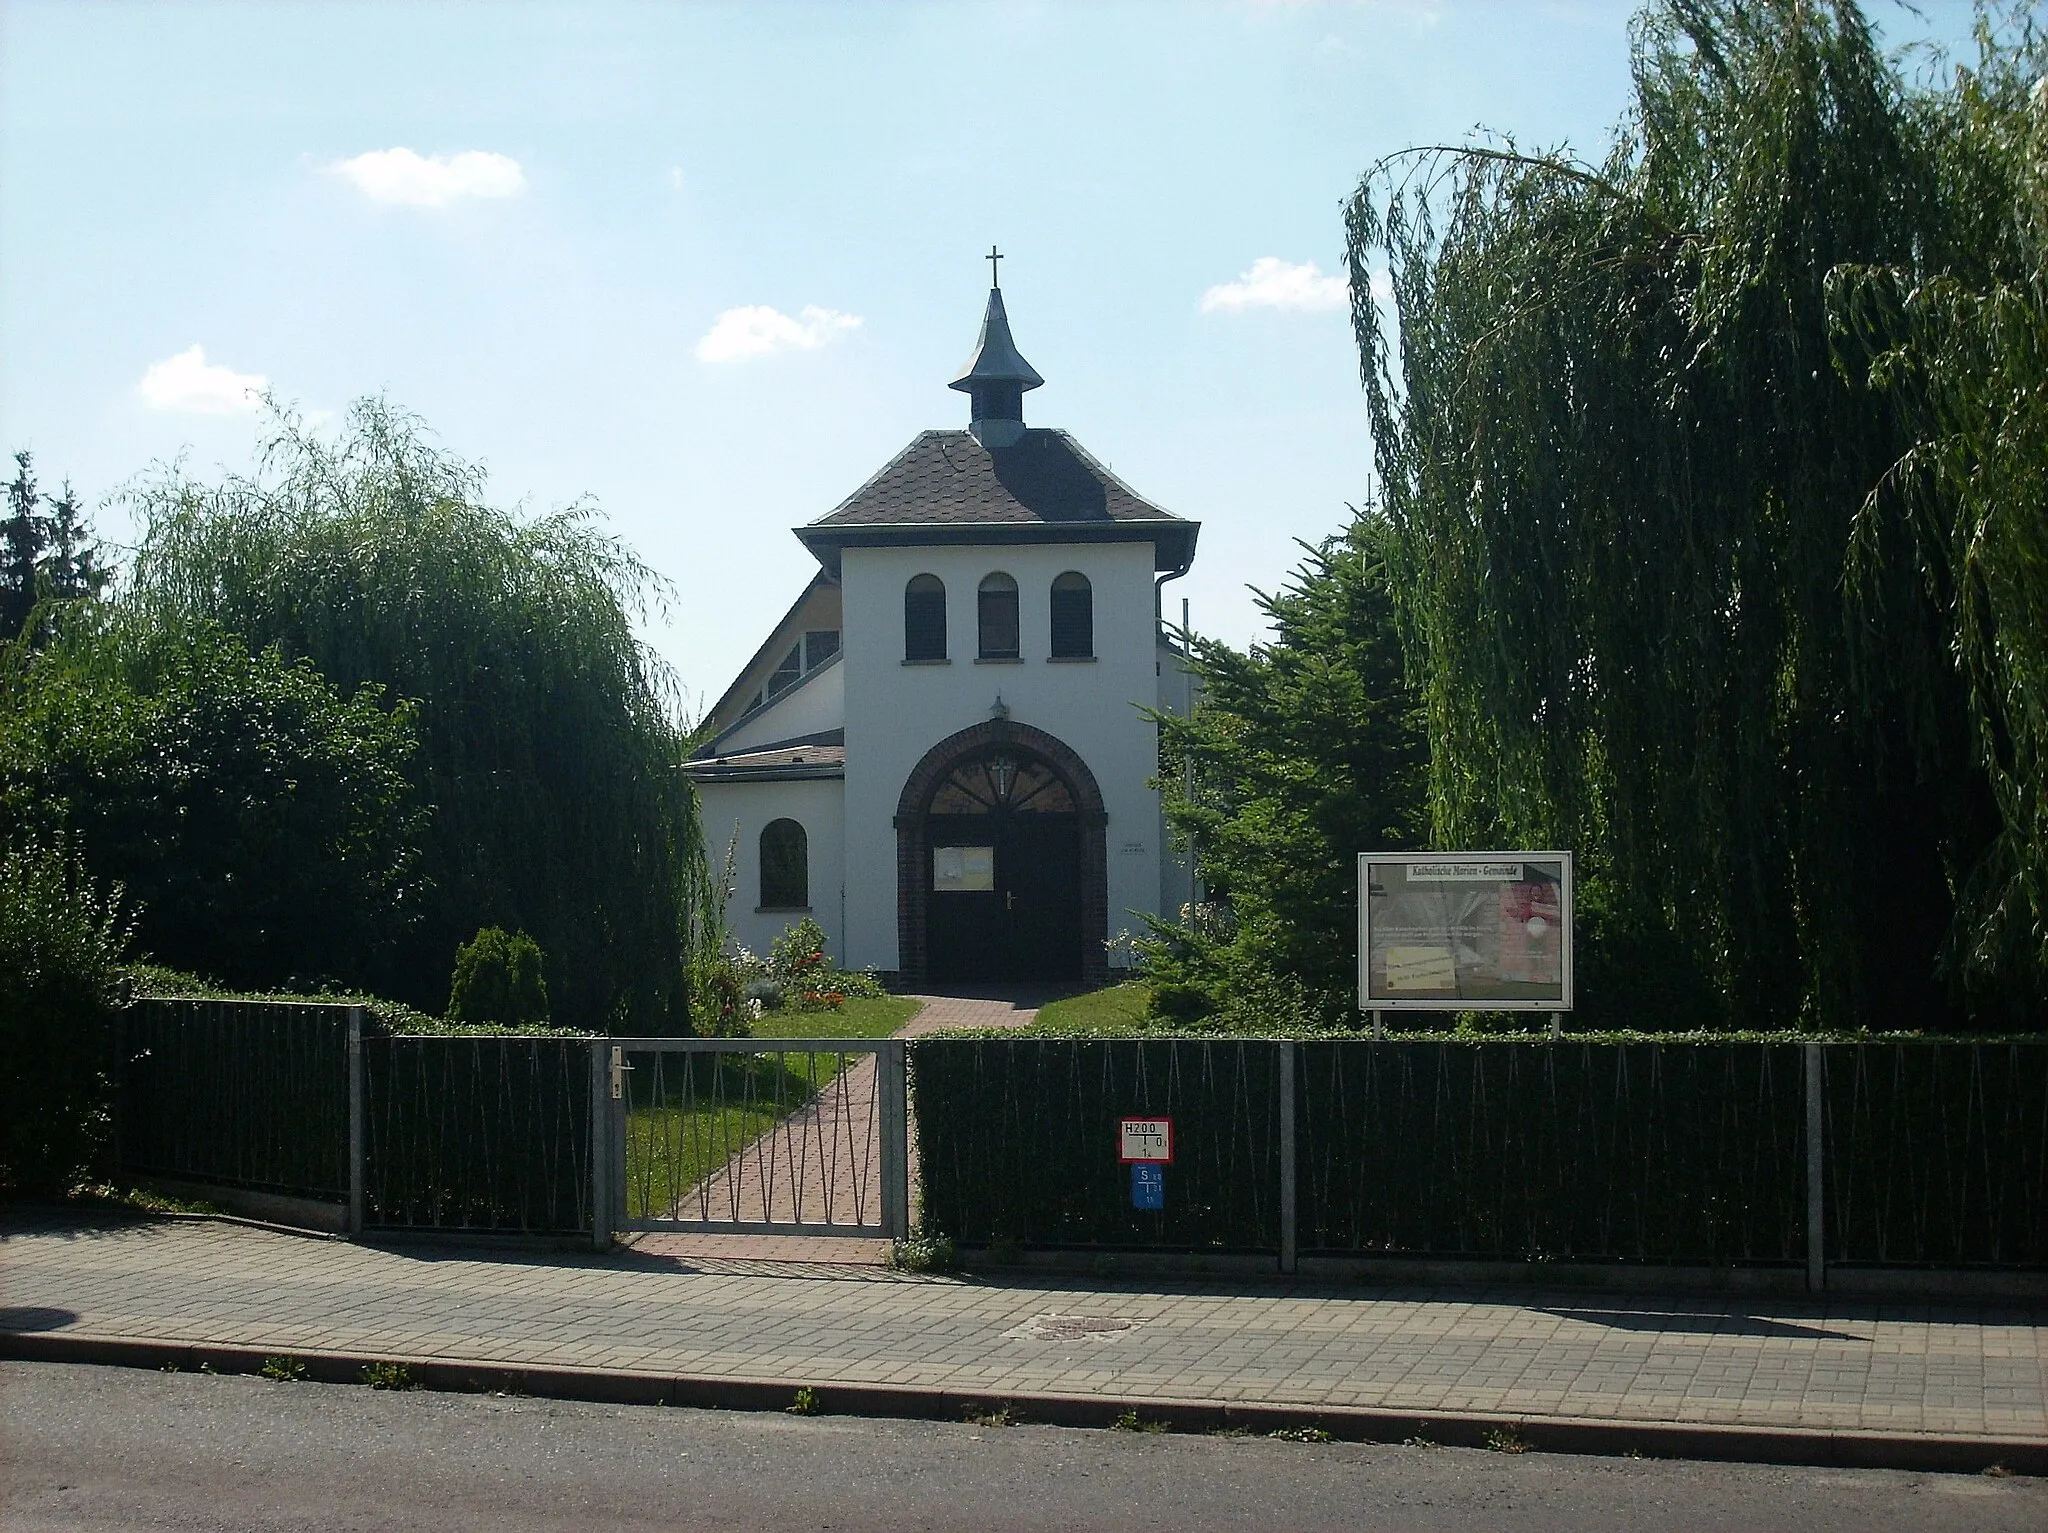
[1131,1162,1164,1210]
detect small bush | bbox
[1147,981,1215,1024]
[261,1356,308,1382]
[0,833,129,1194]
[361,1361,415,1390]
[888,1226,958,1274]
[446,927,550,1028]
[688,955,752,1037]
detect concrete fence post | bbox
[880,1040,910,1240]
[346,1007,364,1238]
[1278,1040,1298,1276]
[1804,1042,1825,1294]
[591,1040,612,1252]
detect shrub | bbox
[446,927,551,1028]
[769,917,832,983]
[1146,981,1215,1025]
[688,955,752,1037]
[0,616,422,996]
[0,833,130,1193]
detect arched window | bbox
[1049,571,1093,658]
[978,572,1020,659]
[904,575,947,661]
[759,819,808,909]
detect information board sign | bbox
[1118,1117,1173,1163]
[1357,852,1573,1011]
[933,845,995,892]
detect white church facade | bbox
[686,276,1199,986]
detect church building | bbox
[686,269,1200,986]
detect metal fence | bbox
[114,1003,2048,1280]
[117,999,351,1201]
[1825,1043,2048,1267]
[1297,1041,1806,1265]
[613,1039,907,1237]
[913,1038,1282,1251]
[361,1036,593,1236]
[906,1037,2048,1278]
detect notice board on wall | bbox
[1357,853,1573,1012]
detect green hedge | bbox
[1298,1041,1804,1263]
[912,1038,1281,1251]
[910,1037,2048,1269]
[119,999,351,1201]
[1825,1044,2048,1266]
[362,1035,592,1235]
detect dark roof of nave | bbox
[682,735,847,781]
[795,429,1197,575]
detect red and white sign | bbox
[1119,1117,1173,1164]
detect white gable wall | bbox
[838,538,1164,973]
[713,658,845,755]
[695,776,848,966]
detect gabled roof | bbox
[683,730,846,782]
[794,429,1198,575]
[698,571,841,742]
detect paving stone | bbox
[4,1209,2045,1440]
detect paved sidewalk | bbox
[3,1210,2044,1450]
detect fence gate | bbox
[603,1038,908,1241]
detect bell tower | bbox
[949,247,1044,450]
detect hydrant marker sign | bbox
[1358,851,1574,1012]
[1119,1118,1173,1164]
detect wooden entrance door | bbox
[924,751,1083,984]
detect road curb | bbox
[4,1329,2041,1476]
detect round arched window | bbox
[759,819,808,909]
[1050,571,1093,658]
[904,575,947,661]
[978,572,1019,659]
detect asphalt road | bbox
[2,1362,2043,1532]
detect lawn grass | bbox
[750,994,924,1039]
[1030,981,1152,1031]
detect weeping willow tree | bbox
[1348,0,2043,1028]
[124,399,700,1032]
[1831,16,2048,1014]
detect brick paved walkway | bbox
[4,1210,2044,1444]
[640,991,1039,1264]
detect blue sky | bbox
[0,0,1977,711]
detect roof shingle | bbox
[808,429,1186,530]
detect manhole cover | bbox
[1004,1313,1143,1343]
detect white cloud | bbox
[1200,256,1350,314]
[695,305,863,364]
[668,165,686,190]
[330,147,525,207]
[138,345,267,414]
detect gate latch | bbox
[609,1045,631,1101]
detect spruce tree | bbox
[2,453,45,640]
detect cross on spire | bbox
[986,245,1003,288]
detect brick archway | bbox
[893,720,1109,987]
